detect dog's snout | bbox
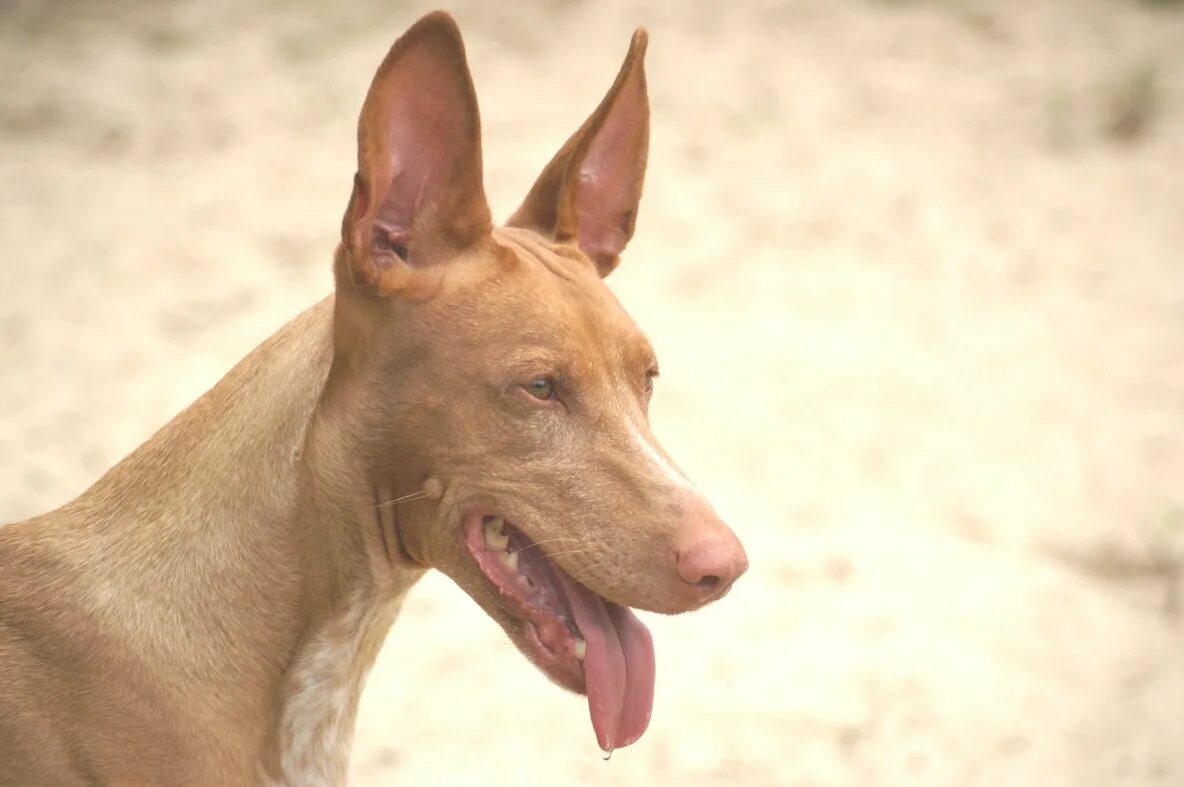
[672,496,747,603]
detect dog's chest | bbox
[268,593,389,787]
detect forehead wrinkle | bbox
[494,227,588,283]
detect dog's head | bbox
[327,11,746,752]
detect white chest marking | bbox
[271,593,378,787]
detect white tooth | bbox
[499,550,519,572]
[484,518,509,551]
[573,639,587,661]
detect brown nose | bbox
[676,537,748,598]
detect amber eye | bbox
[526,378,556,401]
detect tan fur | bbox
[0,12,745,785]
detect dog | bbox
[0,11,747,786]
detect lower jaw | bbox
[523,620,585,692]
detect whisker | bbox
[371,489,429,509]
[568,561,615,587]
[531,547,599,561]
[515,535,580,551]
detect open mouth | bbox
[463,513,655,753]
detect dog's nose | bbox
[674,498,748,601]
[676,537,748,598]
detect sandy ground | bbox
[2,0,1183,784]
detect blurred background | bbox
[2,0,1182,784]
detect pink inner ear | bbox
[571,61,648,267]
[354,24,484,265]
[574,171,634,264]
[372,86,459,234]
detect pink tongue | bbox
[557,573,656,753]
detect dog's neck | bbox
[263,313,428,786]
[60,295,422,784]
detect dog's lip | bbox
[461,510,587,692]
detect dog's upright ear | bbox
[508,30,650,277]
[341,11,492,296]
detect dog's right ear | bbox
[340,12,492,297]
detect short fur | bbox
[0,12,746,786]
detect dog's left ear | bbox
[507,30,649,278]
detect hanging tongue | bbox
[557,572,656,752]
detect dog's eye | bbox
[526,378,556,401]
[644,369,658,396]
